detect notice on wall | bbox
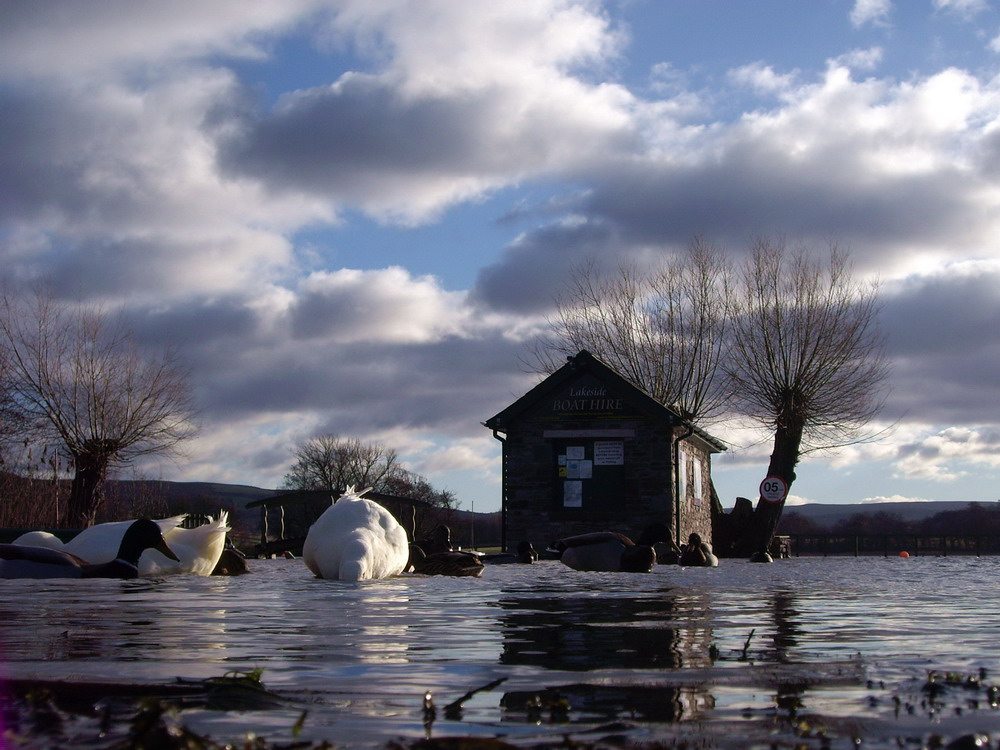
[593,440,624,466]
[563,480,583,507]
[566,459,593,479]
[566,446,585,460]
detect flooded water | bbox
[2,555,1000,749]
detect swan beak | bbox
[157,539,180,562]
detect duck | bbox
[554,531,656,573]
[11,517,185,551]
[679,532,719,567]
[302,487,410,581]
[413,524,454,555]
[408,545,485,577]
[634,523,682,565]
[481,540,538,565]
[0,519,179,579]
[57,513,230,576]
[212,547,249,576]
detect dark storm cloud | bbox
[470,135,980,315]
[220,77,482,188]
[469,218,621,314]
[129,297,261,351]
[880,269,1000,424]
[217,74,602,203]
[581,156,974,258]
[882,271,1000,356]
[0,89,96,222]
[216,69,639,222]
[289,280,372,339]
[196,335,531,437]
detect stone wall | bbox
[502,414,689,551]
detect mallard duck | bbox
[0,519,178,579]
[482,540,538,565]
[555,531,656,572]
[59,513,229,576]
[413,524,454,554]
[408,545,485,577]
[11,516,185,558]
[635,523,682,565]
[9,530,64,549]
[303,487,409,581]
[212,548,249,576]
[679,532,719,567]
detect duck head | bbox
[117,519,179,566]
[619,545,656,573]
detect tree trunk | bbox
[66,453,110,528]
[732,420,803,557]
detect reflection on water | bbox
[3,557,1000,748]
[498,593,687,670]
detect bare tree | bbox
[0,333,32,463]
[382,470,456,509]
[0,290,197,527]
[526,237,732,422]
[282,434,406,492]
[725,238,890,557]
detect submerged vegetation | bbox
[5,665,1000,750]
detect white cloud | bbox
[892,426,1000,481]
[728,62,798,95]
[831,47,884,72]
[859,494,935,503]
[0,1,318,80]
[934,0,989,18]
[290,267,470,344]
[216,0,639,224]
[850,0,892,28]
[784,494,812,506]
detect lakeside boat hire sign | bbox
[546,373,643,420]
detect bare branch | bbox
[0,287,198,525]
[525,237,733,422]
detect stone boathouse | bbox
[483,350,726,554]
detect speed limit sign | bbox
[759,475,787,503]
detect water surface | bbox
[2,556,999,748]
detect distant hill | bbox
[105,481,995,541]
[781,500,996,527]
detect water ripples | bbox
[2,555,1000,747]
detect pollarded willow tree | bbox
[526,236,733,423]
[725,238,890,557]
[0,289,197,527]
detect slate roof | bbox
[483,349,726,453]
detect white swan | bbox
[19,514,230,576]
[303,487,409,581]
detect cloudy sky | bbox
[4,0,1000,512]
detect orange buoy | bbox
[899,551,910,558]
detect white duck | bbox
[18,514,231,576]
[303,487,409,581]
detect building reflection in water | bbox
[495,588,715,723]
